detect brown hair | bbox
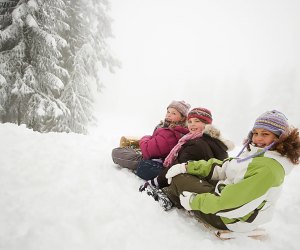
[274,127,300,165]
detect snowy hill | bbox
[1,123,299,250]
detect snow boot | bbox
[139,182,158,199]
[120,136,140,149]
[156,189,173,211]
[139,183,173,211]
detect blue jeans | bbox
[136,160,164,180]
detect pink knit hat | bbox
[167,100,191,117]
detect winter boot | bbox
[139,181,151,192]
[156,188,173,211]
[139,183,173,211]
[120,136,140,149]
[139,182,159,200]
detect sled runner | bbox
[215,228,267,240]
[119,136,140,149]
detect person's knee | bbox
[111,147,130,161]
[173,174,214,194]
[111,147,121,164]
[136,160,163,180]
[172,174,189,185]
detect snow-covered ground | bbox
[1,1,300,249]
[1,122,299,250]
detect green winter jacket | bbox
[186,144,293,232]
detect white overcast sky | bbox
[97,0,300,144]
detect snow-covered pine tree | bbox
[0,73,7,117]
[0,0,118,133]
[22,0,71,132]
[60,0,119,134]
[0,0,70,131]
[0,0,24,122]
[0,0,19,29]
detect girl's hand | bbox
[165,163,187,184]
[168,123,176,128]
[180,191,196,210]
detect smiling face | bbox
[251,128,278,148]
[165,107,184,123]
[187,117,206,134]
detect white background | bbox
[98,0,300,145]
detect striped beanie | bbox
[252,110,288,136]
[167,100,191,117]
[188,107,212,124]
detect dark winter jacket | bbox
[157,125,234,187]
[139,125,189,160]
[173,134,229,165]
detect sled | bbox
[188,211,268,241]
[119,136,141,149]
[215,228,267,240]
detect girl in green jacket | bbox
[163,110,300,232]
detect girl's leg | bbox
[111,147,143,170]
[156,167,169,188]
[136,160,164,180]
[163,174,215,208]
[164,174,227,229]
[156,168,218,189]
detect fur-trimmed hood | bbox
[203,124,235,151]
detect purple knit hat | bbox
[236,110,289,163]
[167,100,191,117]
[252,110,289,136]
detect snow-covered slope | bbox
[0,123,299,250]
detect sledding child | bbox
[111,100,190,171]
[163,110,300,233]
[138,107,234,209]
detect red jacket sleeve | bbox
[139,127,188,160]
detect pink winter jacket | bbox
[139,126,189,160]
